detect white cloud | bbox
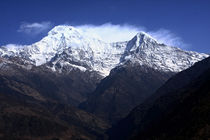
[18,21,53,35]
[74,23,188,48]
[17,22,188,48]
[3,44,24,49]
[75,23,145,43]
[148,29,189,49]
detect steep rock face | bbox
[80,61,174,124]
[108,57,210,140]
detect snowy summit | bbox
[0,25,209,76]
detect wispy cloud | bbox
[75,23,189,49]
[76,23,145,43]
[18,21,53,35]
[148,29,189,49]
[17,22,188,49]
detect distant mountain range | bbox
[0,25,208,76]
[0,25,209,140]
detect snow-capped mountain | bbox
[0,25,208,76]
[121,32,208,72]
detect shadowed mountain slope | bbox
[108,57,210,140]
[0,58,109,140]
[80,61,174,124]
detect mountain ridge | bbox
[0,25,208,76]
[108,56,210,140]
[0,25,209,139]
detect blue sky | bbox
[0,0,209,53]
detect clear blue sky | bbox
[0,0,209,53]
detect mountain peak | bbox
[49,25,77,32]
[0,25,208,76]
[135,31,158,43]
[48,25,81,37]
[122,31,208,73]
[124,31,158,53]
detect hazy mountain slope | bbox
[0,57,102,106]
[0,62,109,140]
[108,57,210,140]
[0,95,109,140]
